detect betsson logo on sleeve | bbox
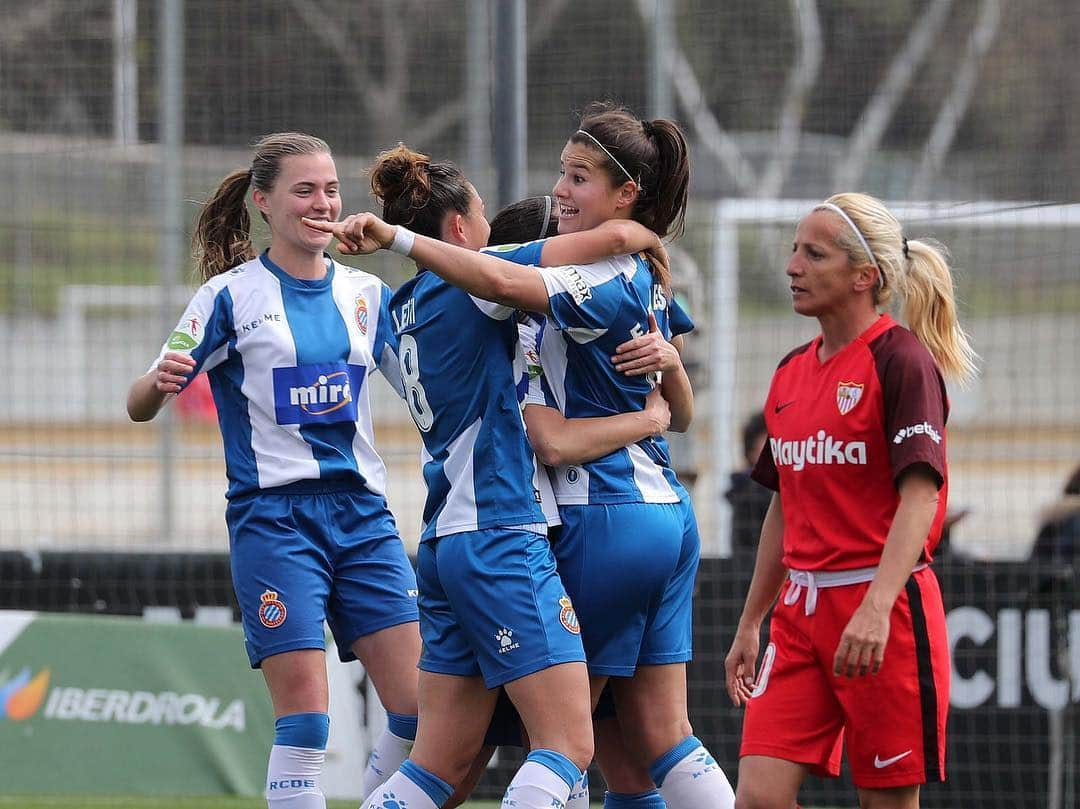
[893,422,942,445]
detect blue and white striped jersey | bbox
[388,263,554,542]
[149,252,403,499]
[501,244,689,505]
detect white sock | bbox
[360,729,415,797]
[565,771,590,808]
[651,737,734,809]
[362,770,437,809]
[361,761,452,809]
[266,744,326,809]
[502,751,580,809]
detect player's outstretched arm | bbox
[305,214,552,314]
[126,351,196,422]
[726,494,787,707]
[536,220,661,267]
[523,388,669,468]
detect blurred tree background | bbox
[2,0,1077,200]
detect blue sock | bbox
[386,710,419,741]
[274,711,330,748]
[605,790,667,807]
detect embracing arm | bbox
[724,493,787,706]
[658,359,693,432]
[304,213,552,314]
[523,388,670,468]
[409,235,552,313]
[538,220,662,267]
[612,315,693,431]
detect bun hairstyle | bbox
[368,144,472,239]
[192,132,330,282]
[572,101,690,242]
[488,196,559,247]
[818,192,979,383]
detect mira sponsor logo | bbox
[272,363,365,426]
[893,421,942,445]
[770,431,868,471]
[290,374,351,411]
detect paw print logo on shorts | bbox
[379,792,406,809]
[495,627,520,654]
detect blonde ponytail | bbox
[899,238,979,384]
[819,192,979,384]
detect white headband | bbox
[540,195,553,240]
[818,202,879,269]
[576,130,642,192]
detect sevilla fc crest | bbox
[836,381,864,415]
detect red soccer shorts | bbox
[740,566,949,789]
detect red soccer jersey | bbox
[752,314,949,570]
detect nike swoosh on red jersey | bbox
[774,400,796,414]
[873,750,913,768]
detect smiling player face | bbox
[255,151,342,256]
[552,140,631,235]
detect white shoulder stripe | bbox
[564,326,608,345]
[469,294,515,320]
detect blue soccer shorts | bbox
[416,526,586,688]
[554,496,700,676]
[227,486,419,668]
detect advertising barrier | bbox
[0,550,1075,806]
[0,611,275,796]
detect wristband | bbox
[389,226,416,256]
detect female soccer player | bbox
[340,145,672,809]
[489,193,694,809]
[723,193,978,809]
[126,133,424,809]
[307,103,735,809]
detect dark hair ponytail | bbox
[643,118,690,240]
[369,143,472,240]
[191,169,255,282]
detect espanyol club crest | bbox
[258,589,287,628]
[354,294,368,335]
[836,381,864,415]
[559,596,581,635]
